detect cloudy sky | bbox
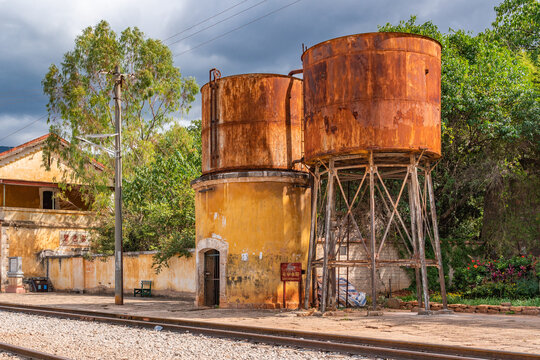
[0,0,501,147]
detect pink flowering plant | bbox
[454,255,539,299]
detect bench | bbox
[133,280,152,297]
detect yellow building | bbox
[0,134,99,292]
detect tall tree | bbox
[42,20,198,209]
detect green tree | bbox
[490,0,540,61]
[42,21,200,266]
[42,20,198,209]
[378,12,539,266]
[92,121,201,269]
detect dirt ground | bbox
[0,293,539,355]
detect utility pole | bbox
[76,65,129,305]
[113,65,124,306]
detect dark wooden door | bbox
[204,250,220,306]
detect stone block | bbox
[522,309,539,316]
[463,306,476,313]
[500,302,511,306]
[487,308,500,314]
[477,305,488,313]
[510,306,522,313]
[385,298,402,309]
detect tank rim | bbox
[201,72,303,92]
[301,31,442,61]
[191,170,309,187]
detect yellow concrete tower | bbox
[192,72,310,308]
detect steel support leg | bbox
[426,162,448,310]
[411,156,430,311]
[408,178,423,307]
[304,166,319,309]
[321,159,335,313]
[369,152,377,311]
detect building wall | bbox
[194,175,311,308]
[0,148,74,184]
[0,207,95,287]
[47,252,196,296]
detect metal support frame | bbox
[426,162,448,310]
[369,152,377,311]
[320,159,335,313]
[305,151,447,313]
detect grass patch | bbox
[395,293,540,307]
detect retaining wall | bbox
[47,251,196,297]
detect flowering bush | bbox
[453,255,539,299]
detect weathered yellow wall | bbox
[48,253,196,295]
[0,149,74,184]
[195,177,311,308]
[2,207,95,277]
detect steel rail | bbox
[0,341,71,360]
[0,303,538,360]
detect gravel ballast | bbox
[0,311,375,359]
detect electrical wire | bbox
[166,0,268,46]
[163,0,252,42]
[0,114,48,143]
[174,0,303,57]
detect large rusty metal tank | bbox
[200,73,304,174]
[302,32,442,163]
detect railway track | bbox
[0,302,537,360]
[0,341,69,360]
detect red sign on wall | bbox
[281,263,302,282]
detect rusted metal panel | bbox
[302,32,442,164]
[201,73,304,174]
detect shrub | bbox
[453,255,539,299]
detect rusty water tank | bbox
[200,73,304,174]
[302,32,442,163]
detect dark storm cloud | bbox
[0,0,500,146]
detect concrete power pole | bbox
[113,65,124,306]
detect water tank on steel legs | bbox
[302,32,442,164]
[200,73,304,174]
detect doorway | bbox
[204,249,220,306]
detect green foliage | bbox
[490,0,540,62]
[451,255,539,299]
[399,292,540,306]
[42,20,198,209]
[379,6,539,264]
[92,121,201,270]
[42,21,200,267]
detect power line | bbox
[0,114,48,143]
[174,0,303,57]
[163,0,252,42]
[167,0,268,46]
